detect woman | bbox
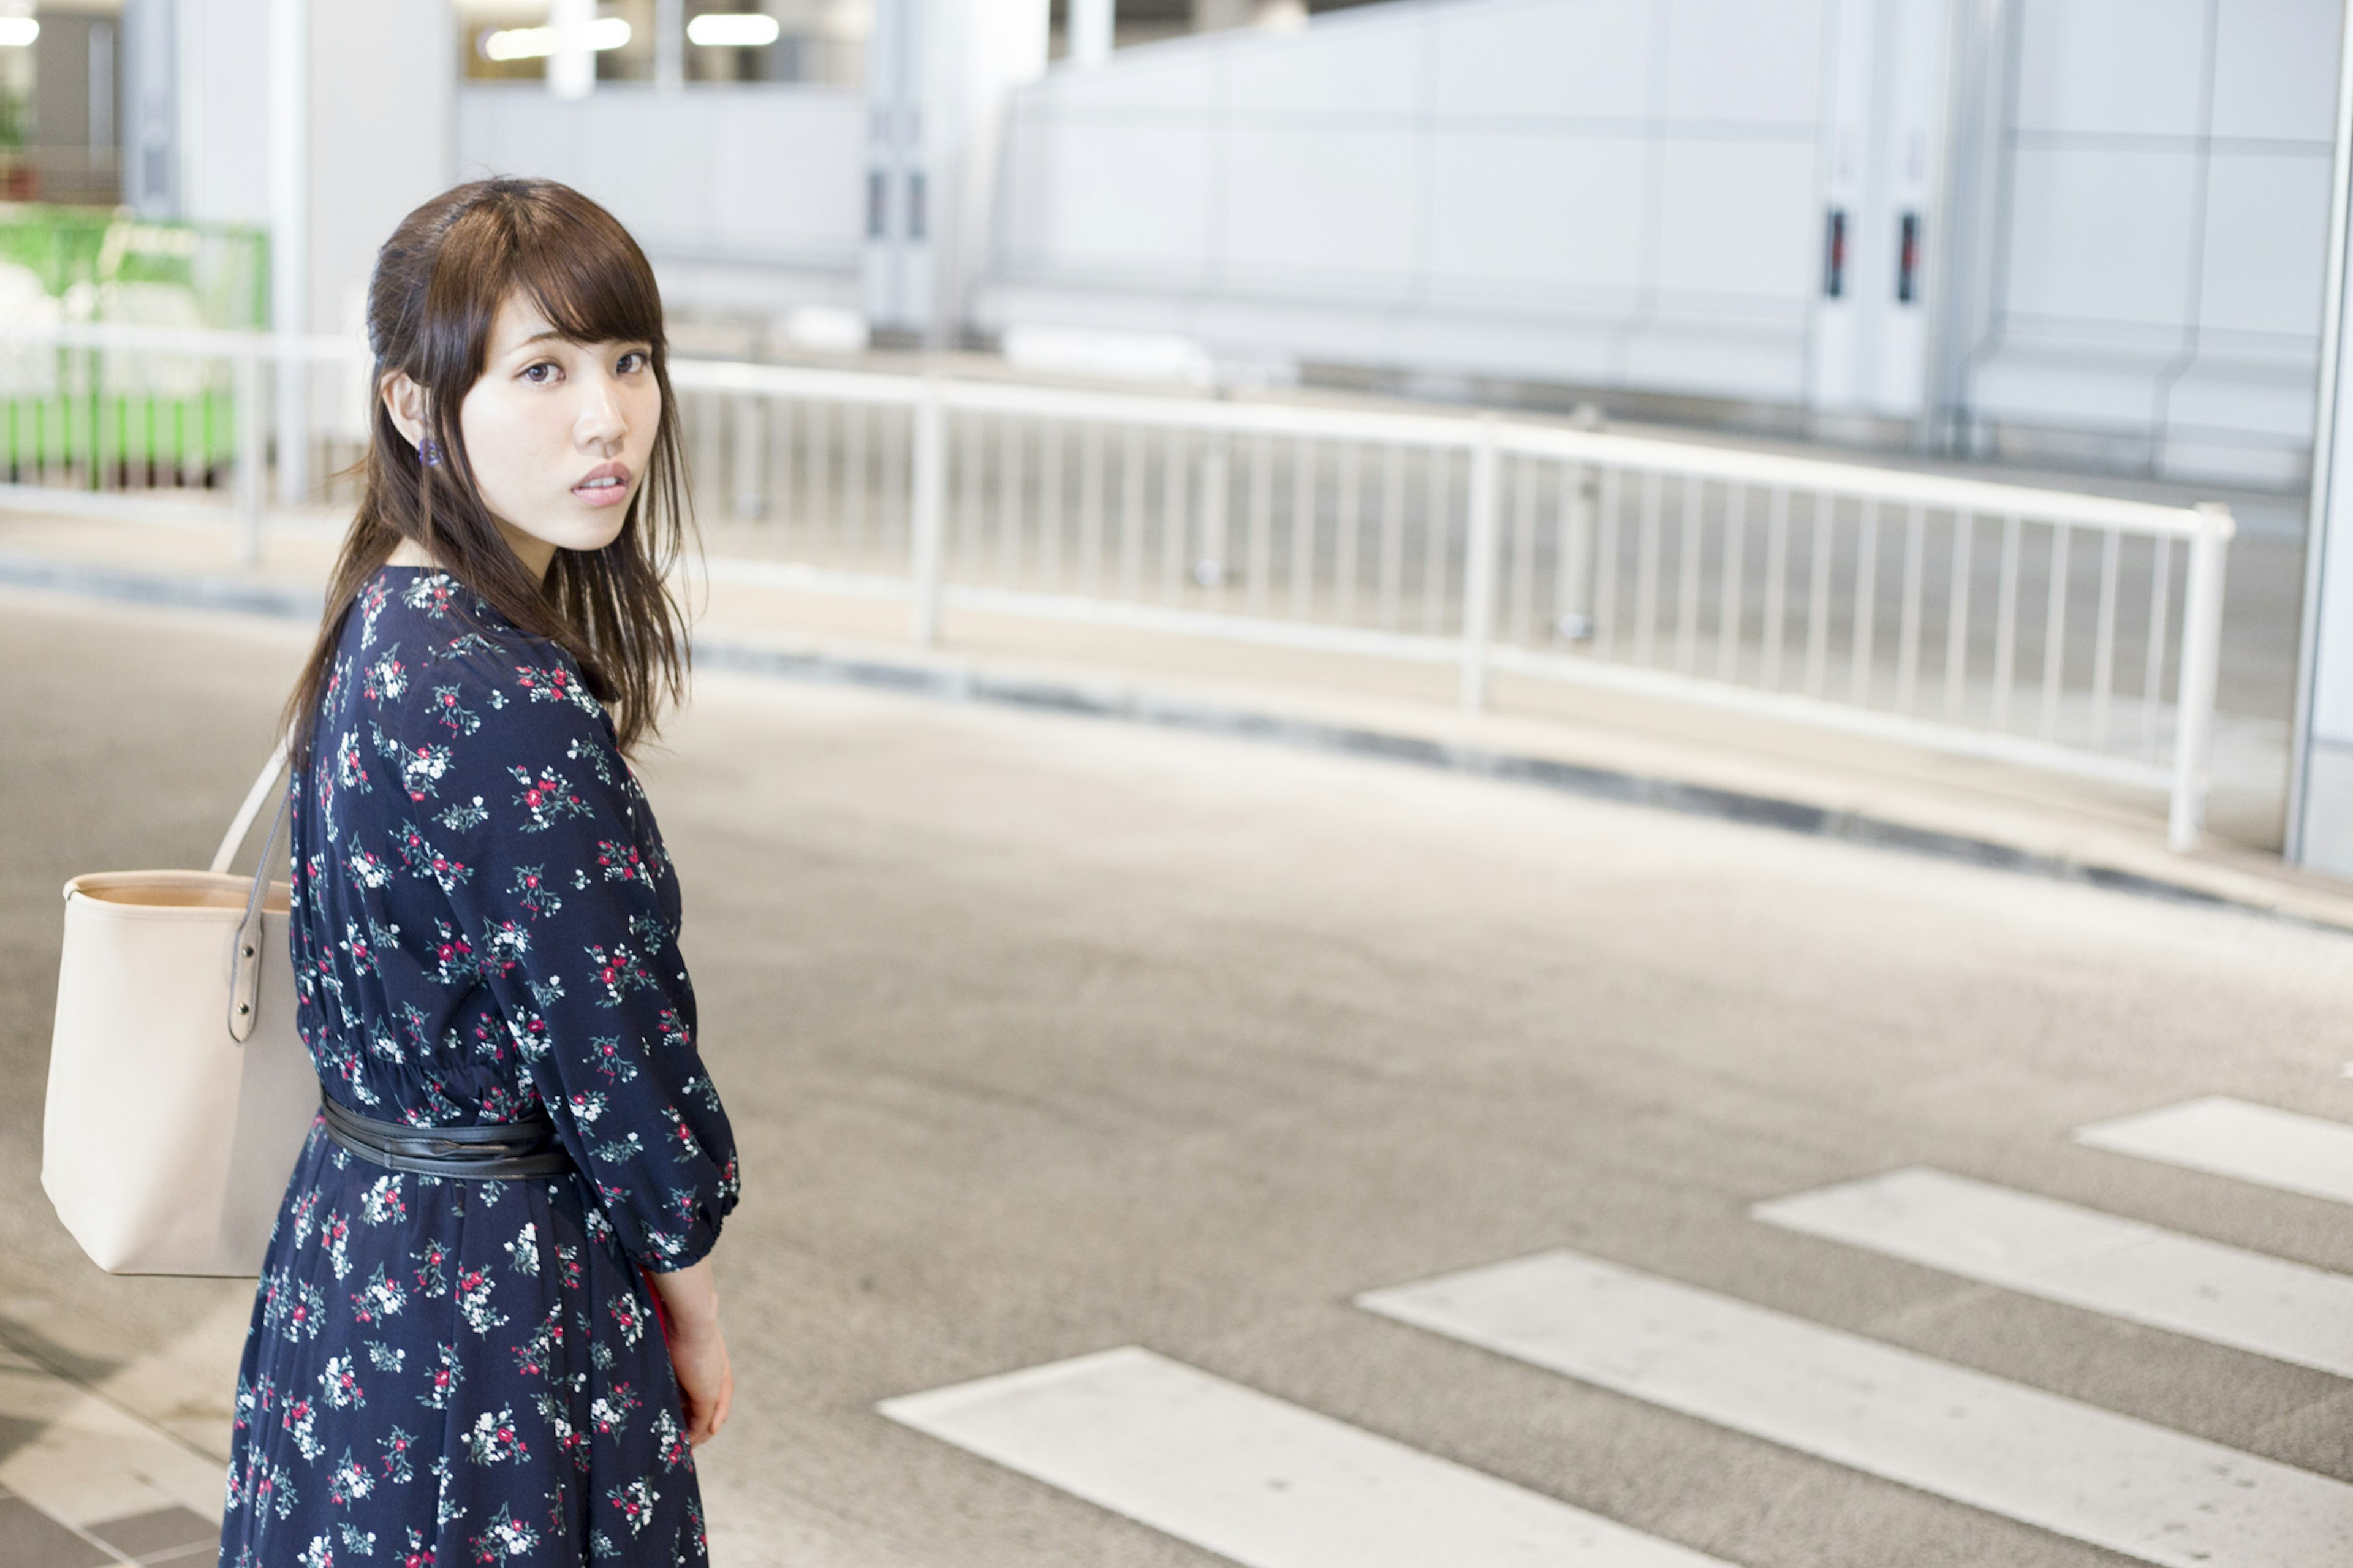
[220,178,739,1568]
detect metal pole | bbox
[235,343,265,566]
[2286,0,2353,868]
[654,0,684,89]
[2166,502,2234,851]
[1460,415,1501,713]
[550,0,594,98]
[909,380,946,646]
[1069,0,1113,66]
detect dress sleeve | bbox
[433,638,739,1272]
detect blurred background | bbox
[9,7,2353,1565]
[2,0,2349,882]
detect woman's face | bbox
[450,292,661,577]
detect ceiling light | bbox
[0,18,40,47]
[480,17,631,61]
[688,13,781,47]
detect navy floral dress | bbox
[219,566,739,1568]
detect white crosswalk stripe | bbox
[877,1346,1740,1567]
[1752,1167,2353,1377]
[2075,1097,2353,1205]
[1357,1249,2353,1568]
[882,1099,2353,1566]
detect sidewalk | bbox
[4,504,2349,934]
[0,1296,236,1566]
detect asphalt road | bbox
[5,587,2353,1568]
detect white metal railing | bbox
[0,325,2235,849]
[0,321,364,543]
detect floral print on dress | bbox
[219,567,738,1568]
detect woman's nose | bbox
[576,377,627,448]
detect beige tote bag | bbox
[44,745,323,1276]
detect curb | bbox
[694,638,2243,914]
[4,548,2336,934]
[0,550,325,621]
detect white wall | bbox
[1960,0,2341,487]
[456,85,869,318]
[978,0,1879,405]
[980,0,2341,488]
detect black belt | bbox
[319,1092,571,1180]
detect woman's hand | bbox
[649,1258,733,1446]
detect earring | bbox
[419,436,442,468]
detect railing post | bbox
[730,393,765,520]
[233,338,265,566]
[275,347,310,509]
[909,377,947,647]
[1460,414,1502,713]
[2167,501,2234,850]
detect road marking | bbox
[879,1346,1737,1567]
[1358,1250,2353,1568]
[2075,1097,2353,1206]
[1752,1167,2353,1377]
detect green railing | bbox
[0,205,265,486]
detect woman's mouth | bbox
[573,463,633,506]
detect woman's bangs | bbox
[510,221,664,353]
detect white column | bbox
[267,0,307,506]
[306,1,454,362]
[1069,0,1112,66]
[919,0,1048,347]
[120,0,175,219]
[861,0,922,333]
[1922,0,2014,455]
[548,0,593,99]
[2289,1,2353,876]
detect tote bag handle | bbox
[210,741,292,875]
[213,742,292,1044]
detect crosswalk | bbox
[879,1349,1738,1568]
[1752,1167,2353,1377]
[881,1095,2353,1567]
[1361,1251,2353,1568]
[2075,1096,2353,1206]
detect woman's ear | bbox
[381,370,430,451]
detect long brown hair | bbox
[281,178,695,767]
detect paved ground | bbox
[6,589,2353,1567]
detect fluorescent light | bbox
[688,12,781,47]
[480,17,631,61]
[0,17,40,47]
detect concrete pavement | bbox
[6,591,2353,1566]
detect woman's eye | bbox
[616,351,648,374]
[521,362,559,384]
